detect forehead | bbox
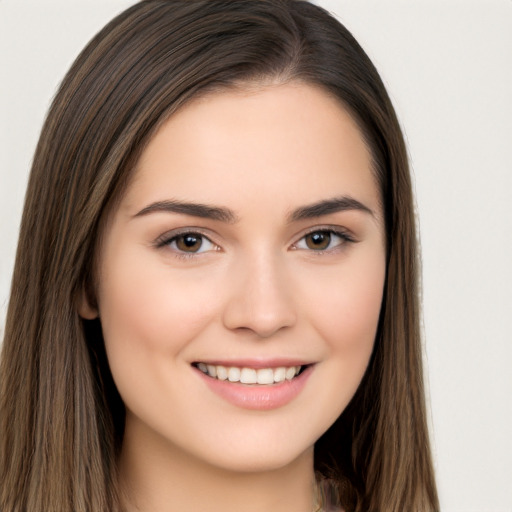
[120,83,381,220]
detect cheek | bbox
[304,248,385,344]
[96,247,220,373]
[319,274,384,352]
[300,251,385,413]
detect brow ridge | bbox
[134,200,238,223]
[134,196,373,224]
[289,196,374,222]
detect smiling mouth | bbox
[193,363,307,385]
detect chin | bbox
[201,444,315,475]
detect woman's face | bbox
[82,83,386,473]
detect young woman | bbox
[0,1,439,511]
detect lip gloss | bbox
[195,365,313,410]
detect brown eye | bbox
[175,234,203,252]
[165,232,216,254]
[304,231,331,250]
[294,229,351,252]
[159,230,218,256]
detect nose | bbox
[222,251,297,338]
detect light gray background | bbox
[1,1,511,510]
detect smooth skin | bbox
[80,83,386,512]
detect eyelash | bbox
[291,227,355,253]
[155,229,218,260]
[155,227,355,259]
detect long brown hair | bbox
[0,1,439,510]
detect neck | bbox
[119,416,317,512]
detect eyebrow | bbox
[133,195,374,223]
[133,200,238,223]
[288,196,374,222]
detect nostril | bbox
[220,258,297,337]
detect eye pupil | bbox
[306,231,331,250]
[176,234,202,252]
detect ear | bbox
[77,286,99,320]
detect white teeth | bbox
[228,367,241,382]
[273,367,286,383]
[196,363,303,384]
[256,368,274,385]
[285,367,297,380]
[240,368,257,384]
[216,365,228,380]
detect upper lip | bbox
[192,358,313,369]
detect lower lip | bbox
[196,366,314,411]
